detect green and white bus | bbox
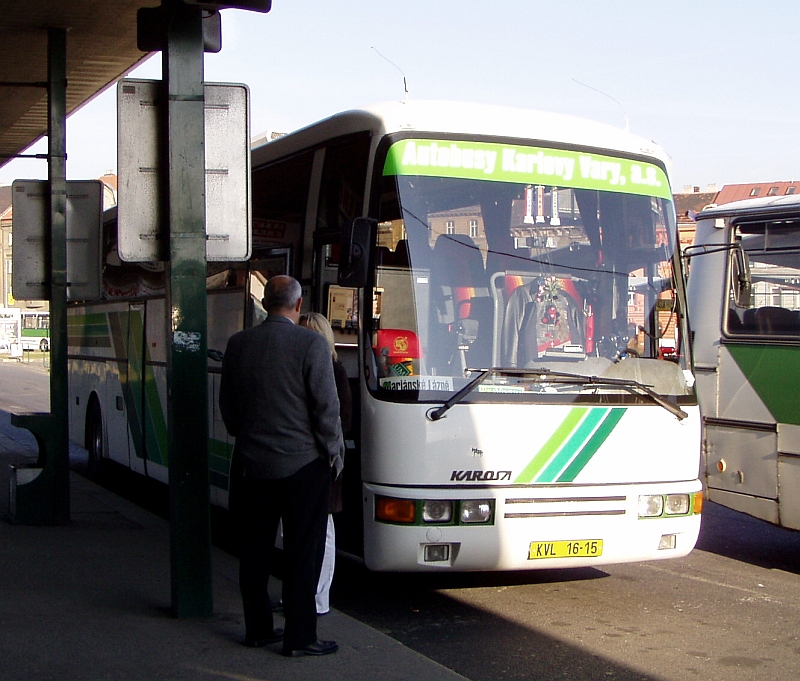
[687,193,800,529]
[68,100,701,571]
[20,310,50,352]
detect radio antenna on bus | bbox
[372,47,409,103]
[572,78,629,131]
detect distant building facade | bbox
[674,180,798,246]
[714,181,798,205]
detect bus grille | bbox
[503,495,627,519]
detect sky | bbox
[1,0,799,192]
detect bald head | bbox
[263,275,303,321]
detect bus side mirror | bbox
[338,217,375,288]
[730,246,752,308]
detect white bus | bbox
[687,194,800,529]
[68,101,701,571]
[20,310,50,352]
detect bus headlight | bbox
[460,500,492,524]
[664,494,690,515]
[423,500,453,523]
[638,495,664,517]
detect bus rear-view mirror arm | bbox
[338,217,376,288]
[682,242,752,308]
[729,246,752,308]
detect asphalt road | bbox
[3,359,800,681]
[0,356,51,413]
[330,500,800,681]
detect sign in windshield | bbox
[383,139,672,200]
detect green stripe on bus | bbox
[536,408,608,483]
[557,408,626,482]
[108,311,146,463]
[726,344,800,426]
[68,313,111,349]
[514,407,587,483]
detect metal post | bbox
[47,27,70,524]
[163,0,213,618]
[6,30,70,525]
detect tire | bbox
[86,401,105,478]
[39,338,49,352]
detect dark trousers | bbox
[239,457,330,651]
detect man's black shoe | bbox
[243,628,284,647]
[282,639,339,657]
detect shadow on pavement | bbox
[330,560,660,681]
[696,500,800,575]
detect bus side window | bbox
[316,132,371,232]
[251,149,314,278]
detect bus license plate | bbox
[528,539,603,560]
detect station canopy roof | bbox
[0,0,159,171]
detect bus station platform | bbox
[0,409,467,681]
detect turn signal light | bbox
[376,496,416,524]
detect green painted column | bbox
[8,28,70,525]
[47,26,70,524]
[163,0,213,618]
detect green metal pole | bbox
[47,27,70,524]
[163,0,213,618]
[9,28,71,525]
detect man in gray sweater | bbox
[220,275,342,657]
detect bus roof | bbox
[697,193,800,221]
[251,100,672,170]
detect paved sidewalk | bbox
[0,410,468,681]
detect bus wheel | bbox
[39,338,49,352]
[87,402,105,478]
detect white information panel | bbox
[11,180,103,302]
[117,78,251,262]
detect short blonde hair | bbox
[299,311,337,360]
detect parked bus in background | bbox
[68,101,701,571]
[687,194,800,529]
[20,310,50,352]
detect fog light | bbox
[461,500,492,523]
[638,494,664,517]
[665,494,690,515]
[423,544,450,562]
[658,534,677,550]
[423,500,453,523]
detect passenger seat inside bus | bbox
[430,234,492,371]
[736,306,800,335]
[755,306,799,334]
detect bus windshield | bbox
[368,137,692,403]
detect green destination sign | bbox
[383,138,672,200]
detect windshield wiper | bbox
[426,367,688,422]
[522,367,688,421]
[426,368,493,421]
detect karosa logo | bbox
[450,470,512,482]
